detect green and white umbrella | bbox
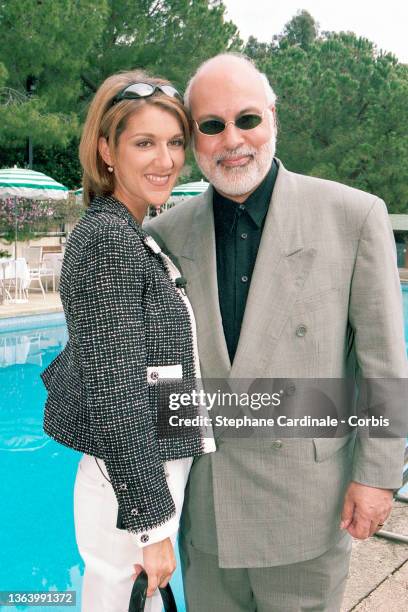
[170,180,209,197]
[164,180,209,210]
[0,167,68,200]
[0,167,68,303]
[75,181,210,210]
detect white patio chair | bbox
[24,246,56,298]
[0,259,26,302]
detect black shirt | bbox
[213,160,278,362]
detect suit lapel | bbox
[180,188,231,378]
[231,162,317,378]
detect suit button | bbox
[131,508,139,516]
[286,383,296,396]
[150,370,159,381]
[241,275,248,283]
[119,483,127,491]
[140,534,149,543]
[272,440,283,449]
[241,232,248,240]
[296,324,307,337]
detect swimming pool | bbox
[1,286,408,611]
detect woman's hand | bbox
[134,537,176,597]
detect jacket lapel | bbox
[180,188,231,379]
[230,162,317,378]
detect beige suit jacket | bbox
[146,160,407,567]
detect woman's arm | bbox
[72,223,176,533]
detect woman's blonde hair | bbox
[79,70,190,206]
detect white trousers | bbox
[74,454,192,612]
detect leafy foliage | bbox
[246,13,408,212]
[1,4,407,212]
[0,0,239,186]
[0,196,84,242]
[279,9,319,50]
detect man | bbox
[146,54,407,611]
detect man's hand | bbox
[340,481,393,539]
[133,537,176,597]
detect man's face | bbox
[190,61,276,201]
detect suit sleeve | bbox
[348,198,408,489]
[72,225,176,533]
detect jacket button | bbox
[140,534,149,543]
[286,383,296,396]
[296,324,307,337]
[119,483,127,491]
[150,370,159,381]
[131,508,139,516]
[272,440,283,449]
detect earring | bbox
[107,166,114,173]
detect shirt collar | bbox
[213,159,278,230]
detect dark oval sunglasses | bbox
[111,82,183,106]
[195,110,266,136]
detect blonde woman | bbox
[41,70,215,612]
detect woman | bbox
[41,70,215,612]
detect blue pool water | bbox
[1,286,408,611]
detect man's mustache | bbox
[215,149,256,164]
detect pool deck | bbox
[0,291,62,318]
[342,497,408,610]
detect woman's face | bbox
[100,104,186,212]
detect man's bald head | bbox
[184,53,276,111]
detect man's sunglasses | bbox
[111,82,183,106]
[194,110,266,136]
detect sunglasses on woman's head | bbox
[111,82,183,106]
[194,109,266,136]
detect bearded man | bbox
[146,53,407,611]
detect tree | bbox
[0,0,108,112]
[279,10,319,50]
[0,0,240,185]
[82,0,241,93]
[257,32,408,212]
[245,36,271,63]
[0,0,107,153]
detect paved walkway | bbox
[0,291,62,318]
[342,498,408,610]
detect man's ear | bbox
[98,137,113,167]
[269,106,277,132]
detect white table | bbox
[0,258,30,302]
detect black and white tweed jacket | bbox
[42,195,214,533]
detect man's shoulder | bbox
[286,167,381,213]
[144,193,206,243]
[277,166,387,234]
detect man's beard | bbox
[194,133,276,197]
